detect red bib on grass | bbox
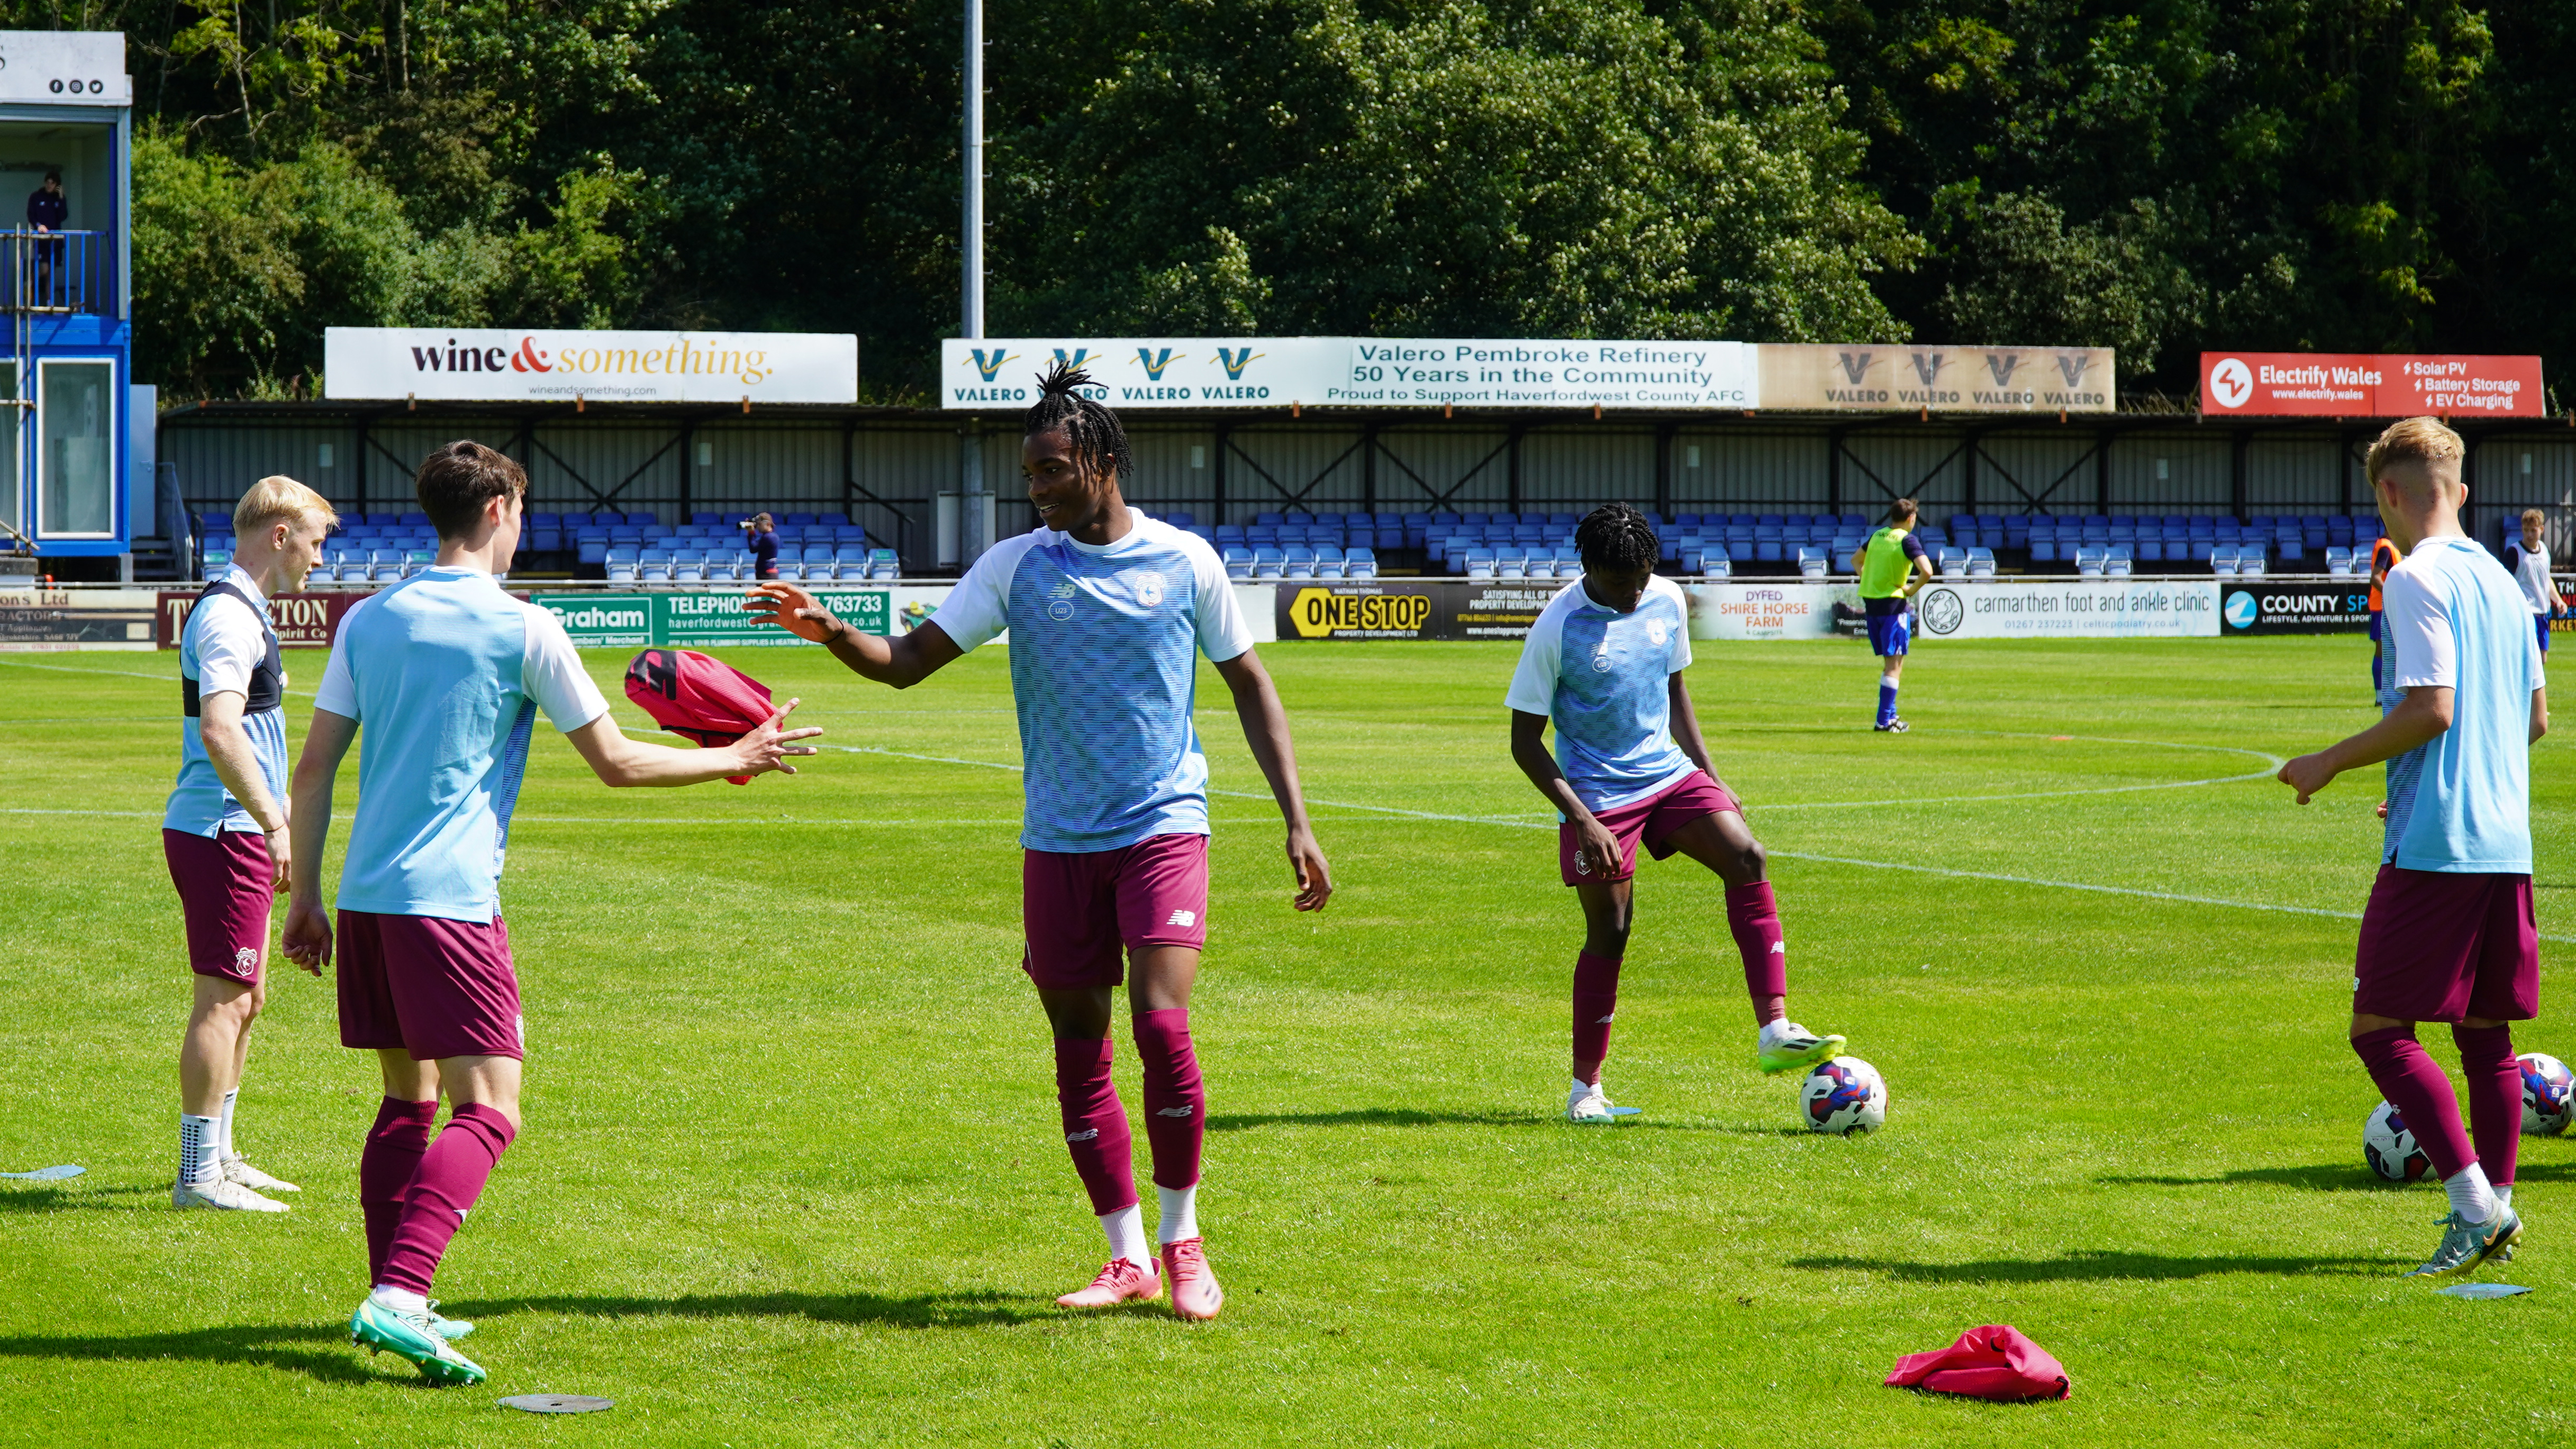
[1885,1324,2069,1401]
[623,649,774,784]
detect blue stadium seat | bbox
[1222,547,1253,581]
[1253,547,1285,581]
[1346,547,1377,579]
[2075,547,2106,578]
[1798,546,1828,580]
[1465,547,1497,579]
[1937,547,1968,579]
[604,546,639,583]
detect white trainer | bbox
[1567,1083,1617,1124]
[173,1175,290,1212]
[222,1154,300,1193]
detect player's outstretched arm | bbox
[565,699,822,787]
[2277,685,2454,803]
[1214,648,1332,911]
[1511,709,1619,877]
[282,708,360,975]
[744,583,963,688]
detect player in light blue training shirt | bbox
[283,441,818,1387]
[2278,416,2549,1281]
[1507,504,1844,1126]
[748,361,1330,1324]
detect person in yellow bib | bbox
[1851,498,1936,732]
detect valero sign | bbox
[326,328,859,404]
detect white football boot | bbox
[1567,1081,1618,1124]
[221,1154,301,1193]
[173,1175,290,1212]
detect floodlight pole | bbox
[958,0,990,565]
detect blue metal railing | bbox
[0,230,111,315]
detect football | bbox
[2363,1100,2433,1182]
[2519,1052,2575,1136]
[1801,1056,1888,1135]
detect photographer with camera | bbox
[742,513,781,581]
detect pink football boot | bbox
[1056,1256,1162,1309]
[1161,1237,1224,1321]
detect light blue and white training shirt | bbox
[1505,575,1697,813]
[2378,535,2544,873]
[313,566,610,920]
[931,514,1255,854]
[165,565,289,837]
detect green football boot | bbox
[349,1295,487,1385]
[2406,1207,2521,1279]
[425,1300,475,1341]
[1757,1023,1846,1075]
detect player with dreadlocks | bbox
[747,360,1331,1320]
[1506,503,1844,1122]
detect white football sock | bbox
[2497,1184,2515,1209]
[1156,1183,1200,1244]
[218,1087,239,1160]
[369,1285,430,1317]
[2443,1162,2498,1222]
[179,1114,221,1185]
[1099,1203,1150,1267]
[1570,1077,1603,1101]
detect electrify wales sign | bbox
[326,329,859,404]
[2200,352,2543,418]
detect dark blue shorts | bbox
[1866,608,1911,657]
[2539,615,2553,655]
[2368,610,2382,643]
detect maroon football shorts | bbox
[1559,770,1740,886]
[2352,865,2538,1023]
[164,827,273,985]
[337,910,526,1061]
[1022,832,1211,990]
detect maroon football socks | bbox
[2452,1022,2522,1195]
[377,1103,516,1296]
[1726,881,1788,1009]
[1054,1036,1138,1215]
[1571,950,1621,1085]
[1132,1009,1205,1192]
[2353,1025,2475,1180]
[359,1096,441,1284]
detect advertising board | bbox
[157,588,363,648]
[5,586,157,649]
[326,328,859,404]
[536,591,892,649]
[1758,346,2114,413]
[2199,352,2543,418]
[1683,582,1851,639]
[1272,579,1564,640]
[2218,583,2373,635]
[1910,580,2218,640]
[943,338,1757,411]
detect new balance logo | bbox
[1154,1106,1194,1118]
[1166,909,1196,927]
[1594,1014,1616,1024]
[1067,1128,1100,1142]
[1771,941,1786,954]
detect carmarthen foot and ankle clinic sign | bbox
[325,329,859,404]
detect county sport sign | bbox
[2200,352,2543,418]
[325,329,859,404]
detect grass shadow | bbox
[1791,1249,2394,1283]
[0,1183,159,1213]
[2102,1159,2576,1193]
[0,1324,384,1384]
[442,1289,1044,1330]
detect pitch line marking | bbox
[828,745,2576,940]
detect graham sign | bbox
[943,338,1758,411]
[326,329,859,404]
[2199,352,2543,418]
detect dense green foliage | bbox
[43,2,2576,397]
[3,637,2573,1443]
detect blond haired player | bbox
[2278,418,2548,1278]
[166,476,335,1211]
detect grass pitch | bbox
[2,633,2571,1447]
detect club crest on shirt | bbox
[1647,620,1667,646]
[1131,570,1167,609]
